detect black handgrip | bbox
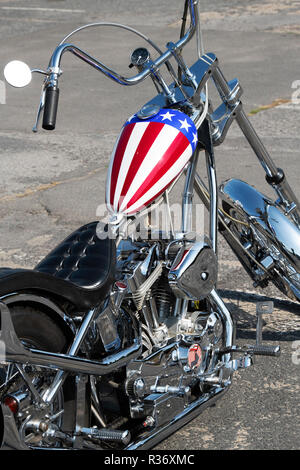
[42,87,59,130]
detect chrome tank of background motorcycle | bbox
[219,179,300,301]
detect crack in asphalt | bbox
[0,166,104,204]
[248,98,292,116]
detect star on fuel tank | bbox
[160,111,175,121]
[179,118,192,132]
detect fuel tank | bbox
[106,108,198,216]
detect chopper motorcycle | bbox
[0,0,298,450]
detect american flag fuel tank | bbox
[106,108,198,216]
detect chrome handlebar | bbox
[39,0,199,131]
[47,0,198,88]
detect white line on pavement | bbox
[0,6,85,13]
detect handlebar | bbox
[42,0,199,130]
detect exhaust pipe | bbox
[0,302,141,376]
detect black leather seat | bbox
[0,222,116,310]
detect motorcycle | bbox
[0,0,297,450]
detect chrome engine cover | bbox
[219,179,300,301]
[125,311,224,423]
[168,240,217,300]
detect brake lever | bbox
[32,82,46,133]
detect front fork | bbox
[211,64,300,227]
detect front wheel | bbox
[0,305,75,448]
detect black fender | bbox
[0,292,76,342]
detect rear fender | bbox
[0,292,76,340]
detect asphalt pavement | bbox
[0,0,299,450]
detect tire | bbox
[1,305,75,447]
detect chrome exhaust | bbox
[0,302,141,376]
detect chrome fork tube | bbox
[212,65,300,224]
[42,308,97,404]
[235,108,300,223]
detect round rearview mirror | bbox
[4,60,32,88]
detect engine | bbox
[125,309,224,423]
[107,235,225,424]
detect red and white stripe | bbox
[106,120,193,216]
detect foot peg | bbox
[78,427,131,445]
[247,344,280,357]
[220,343,280,358]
